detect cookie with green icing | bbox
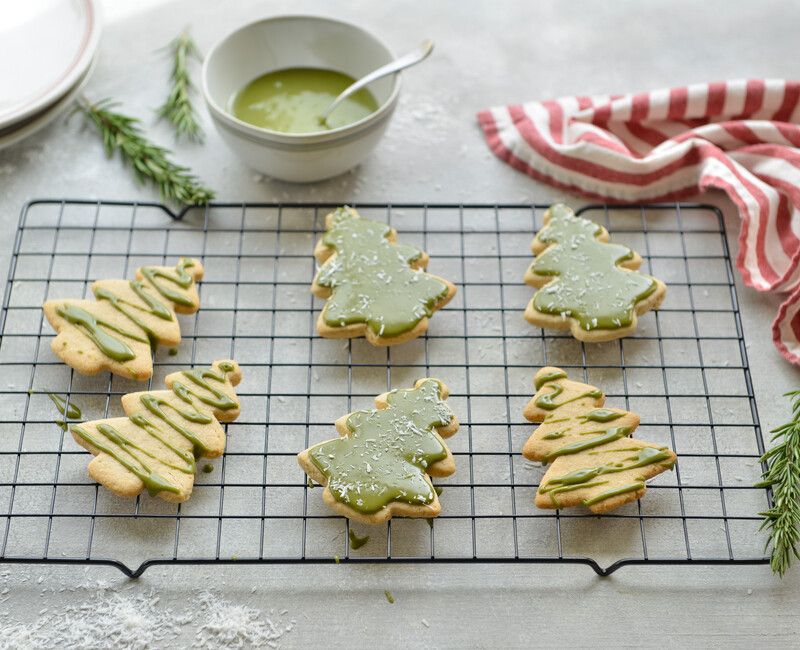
[312,206,457,346]
[523,367,676,514]
[43,258,203,380]
[70,360,241,502]
[297,378,459,524]
[524,204,666,342]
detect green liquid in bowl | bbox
[228,67,379,134]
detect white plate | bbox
[0,0,101,130]
[0,53,96,151]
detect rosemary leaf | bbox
[78,97,215,206]
[157,30,205,142]
[757,389,800,576]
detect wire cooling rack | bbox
[0,200,768,577]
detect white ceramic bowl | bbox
[202,15,400,183]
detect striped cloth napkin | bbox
[478,80,800,364]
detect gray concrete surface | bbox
[1,0,799,646]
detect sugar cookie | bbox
[70,360,241,502]
[523,367,676,513]
[43,258,203,380]
[524,204,666,342]
[312,206,456,346]
[298,378,459,524]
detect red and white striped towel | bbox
[478,79,800,365]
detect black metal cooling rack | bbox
[0,200,768,578]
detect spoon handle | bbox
[320,40,434,122]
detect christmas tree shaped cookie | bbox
[43,258,203,380]
[298,378,459,524]
[70,360,241,502]
[524,204,666,342]
[312,206,457,346]
[523,367,676,513]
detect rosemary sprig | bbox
[756,389,800,576]
[157,30,205,141]
[78,97,215,205]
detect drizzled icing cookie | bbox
[524,204,666,342]
[523,367,676,514]
[43,258,203,380]
[297,378,459,524]
[311,206,457,346]
[70,360,241,502]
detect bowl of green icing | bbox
[203,15,400,182]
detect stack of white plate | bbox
[0,0,101,150]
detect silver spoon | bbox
[319,40,434,125]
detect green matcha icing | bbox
[534,368,568,390]
[138,257,197,308]
[47,393,82,420]
[529,204,658,331]
[55,304,139,361]
[534,382,602,411]
[544,427,632,462]
[314,208,451,338]
[583,481,645,506]
[307,379,455,514]
[539,446,675,507]
[580,408,624,423]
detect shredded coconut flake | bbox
[193,592,295,649]
[0,589,294,650]
[0,590,181,650]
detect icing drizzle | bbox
[528,204,659,331]
[139,258,197,308]
[527,368,676,509]
[539,447,674,507]
[314,207,451,338]
[48,258,200,367]
[306,379,455,514]
[55,304,140,361]
[71,361,239,498]
[534,383,603,411]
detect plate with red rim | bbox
[0,51,96,151]
[0,0,101,131]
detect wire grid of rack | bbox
[0,200,768,578]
